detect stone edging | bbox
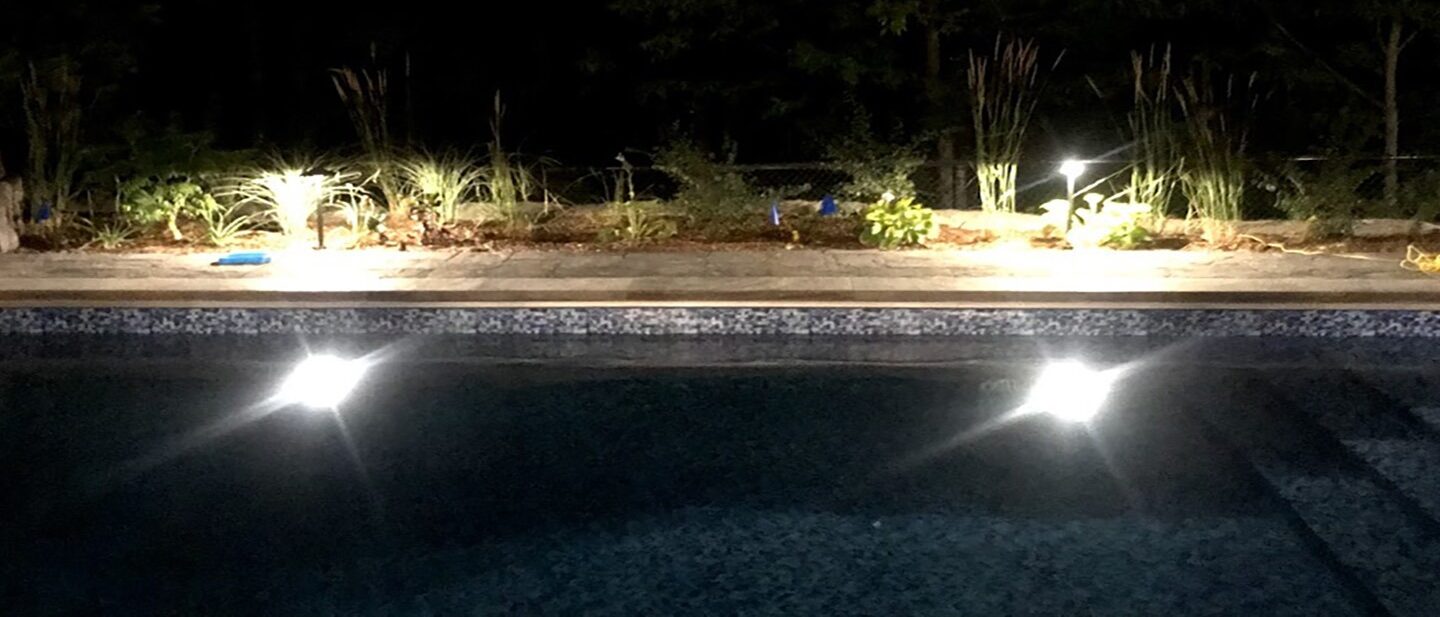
[1,307,1437,337]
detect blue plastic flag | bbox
[770,200,782,226]
[819,195,838,216]
[36,202,52,222]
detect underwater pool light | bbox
[1024,360,1114,423]
[278,354,368,410]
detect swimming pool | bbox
[3,333,1438,615]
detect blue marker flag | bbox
[819,195,838,216]
[770,200,782,226]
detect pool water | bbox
[3,335,1438,615]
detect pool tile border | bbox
[1,307,1439,337]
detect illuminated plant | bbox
[399,152,485,223]
[1178,66,1258,239]
[1040,193,1153,249]
[332,67,403,210]
[1127,46,1180,217]
[968,37,1045,213]
[482,94,550,229]
[228,163,367,237]
[196,200,258,247]
[860,194,938,249]
[117,176,219,241]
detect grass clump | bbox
[968,37,1047,213]
[655,140,772,228]
[1178,66,1258,241]
[399,151,485,224]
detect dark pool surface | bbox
[3,335,1439,615]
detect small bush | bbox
[860,196,937,249]
[117,176,219,241]
[1040,194,1153,249]
[1262,160,1372,238]
[655,140,770,226]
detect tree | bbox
[1263,0,1439,211]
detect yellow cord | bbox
[1402,245,1440,274]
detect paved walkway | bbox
[0,248,1435,308]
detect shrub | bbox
[860,195,937,249]
[655,140,770,226]
[225,161,367,237]
[825,111,922,202]
[1262,159,1371,238]
[1040,194,1153,249]
[117,176,219,241]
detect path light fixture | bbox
[1059,159,1087,232]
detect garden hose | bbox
[1401,245,1440,275]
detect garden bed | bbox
[13,203,1440,257]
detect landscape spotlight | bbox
[278,354,368,410]
[1059,159,1087,181]
[1024,360,1115,423]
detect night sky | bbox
[4,1,1440,167]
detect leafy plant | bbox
[196,200,257,246]
[399,151,484,223]
[968,37,1046,213]
[78,217,137,249]
[656,140,774,226]
[1040,194,1154,249]
[336,196,385,236]
[825,107,922,202]
[1262,158,1373,238]
[118,176,218,241]
[226,161,367,237]
[603,201,676,245]
[860,195,937,249]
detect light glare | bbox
[279,354,368,410]
[1024,360,1113,422]
[1059,159,1087,180]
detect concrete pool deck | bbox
[0,248,1436,308]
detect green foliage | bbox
[1127,46,1180,216]
[824,103,921,202]
[1041,196,1154,249]
[399,152,484,223]
[481,94,551,229]
[602,202,676,245]
[20,57,84,215]
[118,176,219,241]
[332,66,403,210]
[78,217,138,249]
[1177,67,1257,226]
[1263,159,1371,237]
[860,196,937,249]
[196,200,258,247]
[656,140,772,225]
[225,159,368,237]
[969,37,1045,213]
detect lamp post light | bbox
[1059,159,1087,232]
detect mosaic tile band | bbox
[1,307,1438,337]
